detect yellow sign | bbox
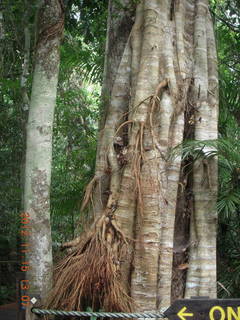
[209,306,240,320]
[164,299,240,320]
[177,307,194,320]
[176,305,240,320]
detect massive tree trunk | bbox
[49,0,218,313]
[24,1,64,319]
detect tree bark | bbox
[93,0,135,216]
[185,0,218,297]
[49,0,218,313]
[24,1,64,319]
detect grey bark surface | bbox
[93,0,135,216]
[24,1,64,319]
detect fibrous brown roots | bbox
[46,80,169,313]
[46,211,134,312]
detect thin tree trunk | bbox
[24,1,64,319]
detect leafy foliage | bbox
[60,32,104,83]
[176,137,240,219]
[51,83,100,245]
[218,215,240,298]
[0,0,27,247]
[49,0,107,249]
[214,0,240,297]
[61,0,107,83]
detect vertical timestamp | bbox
[19,212,31,309]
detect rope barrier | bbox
[31,308,166,318]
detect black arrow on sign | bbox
[163,298,240,320]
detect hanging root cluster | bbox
[46,78,170,314]
[46,212,134,313]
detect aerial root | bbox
[81,176,99,212]
[148,79,169,160]
[130,125,145,215]
[115,120,134,137]
[53,80,170,316]
[45,211,134,314]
